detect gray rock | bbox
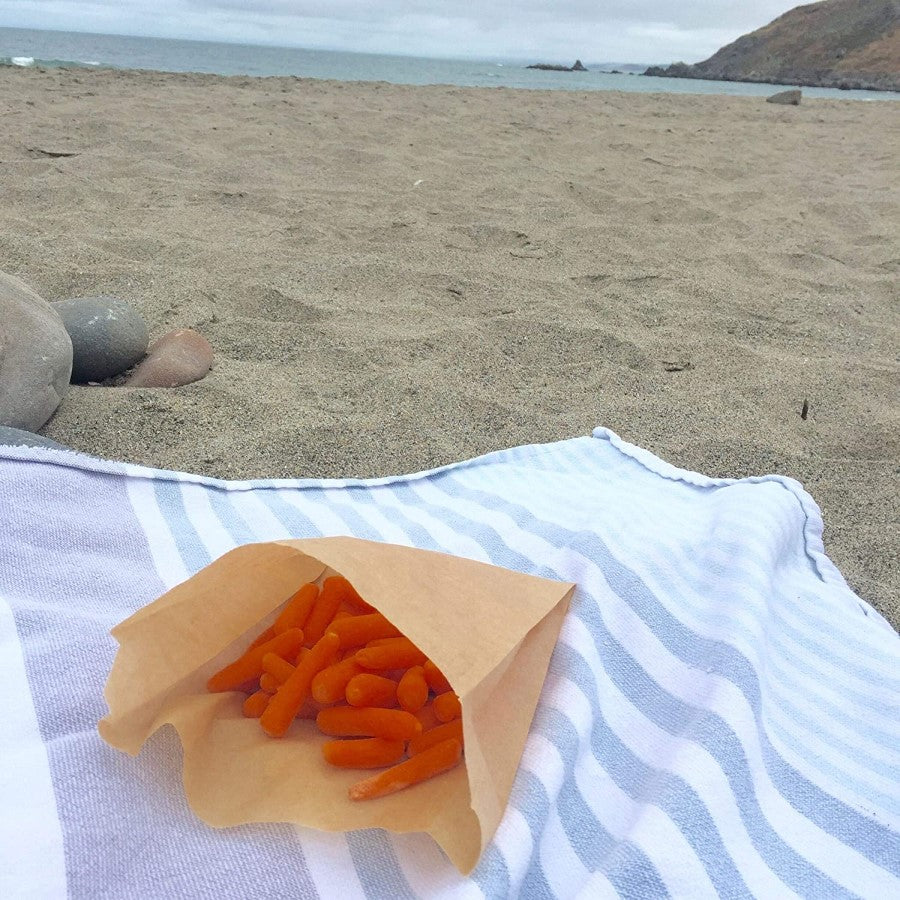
[0,271,73,431]
[53,295,149,383]
[0,425,69,450]
[124,328,213,388]
[766,89,802,105]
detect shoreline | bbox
[2,67,898,627]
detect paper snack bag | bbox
[99,537,575,874]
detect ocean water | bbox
[1,26,897,101]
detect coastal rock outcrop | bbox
[53,295,150,382]
[527,60,588,72]
[643,0,900,92]
[0,271,73,430]
[125,328,213,388]
[766,89,802,104]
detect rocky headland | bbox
[644,0,900,91]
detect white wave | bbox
[11,57,35,67]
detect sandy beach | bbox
[1,67,897,627]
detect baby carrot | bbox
[260,632,340,738]
[246,625,277,651]
[207,628,305,693]
[348,738,462,801]
[355,637,427,671]
[259,673,280,694]
[423,660,452,694]
[408,719,464,756]
[311,657,364,704]
[262,653,295,684]
[329,613,401,650]
[316,707,422,742]
[303,577,354,645]
[414,702,440,732]
[242,690,271,718]
[433,691,461,722]
[396,665,429,712]
[345,674,398,708]
[273,583,319,634]
[322,738,406,769]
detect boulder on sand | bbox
[53,295,150,383]
[0,271,73,431]
[124,328,213,388]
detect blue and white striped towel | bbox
[1,427,897,899]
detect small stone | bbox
[766,89,801,105]
[53,295,150,383]
[0,271,73,431]
[124,328,213,388]
[0,425,69,450]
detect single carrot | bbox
[260,632,340,738]
[246,625,277,651]
[262,653,295,684]
[311,657,364,704]
[329,613,401,650]
[316,706,422,742]
[365,637,401,648]
[330,577,375,614]
[273,582,319,634]
[355,637,427,671]
[408,719,464,756]
[295,647,310,665]
[414,702,440,732]
[345,674,398,708]
[207,628,305,693]
[433,691,461,723]
[322,738,406,769]
[348,738,462,801]
[423,660,452,694]
[242,690,271,718]
[303,578,354,645]
[396,665,429,712]
[259,672,280,694]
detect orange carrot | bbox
[273,582,319,634]
[348,738,462,801]
[355,637,427,671]
[303,578,354,645]
[207,628,305,693]
[433,691,461,722]
[260,632,340,737]
[329,613,401,650]
[414,702,440,732]
[396,665,429,712]
[259,673,280,694]
[246,625,277,651]
[311,657,364,704]
[345,674,398,708]
[330,577,375,614]
[316,706,422,742]
[322,738,406,769]
[423,659,452,694]
[242,690,271,718]
[262,653,295,684]
[408,719,464,756]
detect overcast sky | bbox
[0,1,810,63]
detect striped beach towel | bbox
[1,427,897,899]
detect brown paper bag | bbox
[99,536,574,874]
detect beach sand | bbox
[1,67,897,627]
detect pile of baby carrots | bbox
[206,575,463,801]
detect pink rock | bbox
[125,328,213,388]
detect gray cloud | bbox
[0,1,805,63]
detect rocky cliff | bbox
[644,0,900,91]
